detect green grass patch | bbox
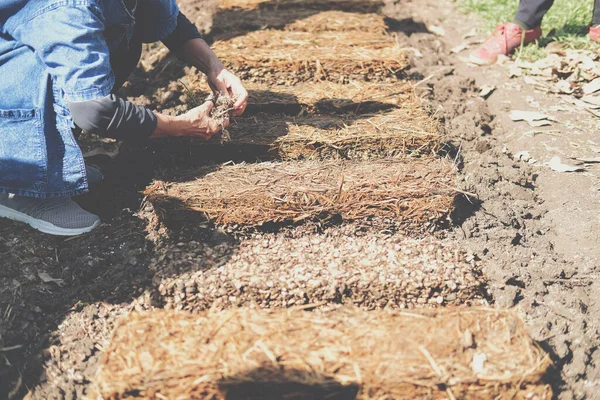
[456,0,599,60]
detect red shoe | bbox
[469,22,542,65]
[590,25,600,42]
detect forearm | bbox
[151,113,192,139]
[151,101,223,140]
[173,38,224,76]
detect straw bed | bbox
[243,81,414,113]
[218,0,383,12]
[219,110,438,159]
[285,11,388,32]
[93,307,552,400]
[144,159,456,228]
[213,10,388,33]
[212,30,408,84]
[148,235,485,312]
[177,81,438,159]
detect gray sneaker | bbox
[0,194,100,236]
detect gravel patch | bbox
[146,231,487,312]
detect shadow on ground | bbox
[0,150,240,399]
[218,368,360,400]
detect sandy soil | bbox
[0,0,598,399]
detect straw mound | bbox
[222,109,439,159]
[213,30,407,84]
[144,159,456,228]
[218,0,383,12]
[92,307,552,400]
[177,80,437,158]
[213,10,387,33]
[284,11,388,32]
[244,81,414,113]
[148,235,486,312]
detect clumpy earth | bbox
[1,0,599,399]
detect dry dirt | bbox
[0,0,599,399]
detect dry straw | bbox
[243,81,415,111]
[218,0,383,12]
[224,110,439,159]
[178,81,438,159]
[212,30,408,84]
[223,83,439,158]
[214,10,388,33]
[284,11,388,32]
[92,307,552,400]
[144,159,456,228]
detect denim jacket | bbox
[0,0,178,198]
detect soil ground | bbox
[0,0,598,399]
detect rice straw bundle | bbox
[218,0,383,12]
[221,109,439,159]
[144,159,456,228]
[284,10,388,32]
[243,81,413,113]
[92,307,552,400]
[212,30,408,84]
[213,10,388,33]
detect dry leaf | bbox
[547,156,584,173]
[528,120,552,128]
[514,151,532,161]
[555,80,574,94]
[428,25,446,36]
[462,27,477,39]
[479,85,496,99]
[398,47,423,58]
[509,110,551,122]
[583,78,600,95]
[581,95,600,108]
[575,157,600,163]
[451,43,469,54]
[38,272,65,287]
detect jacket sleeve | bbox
[134,0,180,43]
[68,95,158,142]
[161,12,203,52]
[7,3,114,102]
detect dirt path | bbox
[384,0,599,398]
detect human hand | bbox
[207,67,248,117]
[151,101,229,140]
[180,101,229,139]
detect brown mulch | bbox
[144,159,457,228]
[91,307,552,400]
[213,9,388,33]
[217,0,384,12]
[146,234,486,312]
[212,30,408,84]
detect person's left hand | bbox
[207,67,248,117]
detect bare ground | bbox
[0,0,598,399]
[383,0,600,398]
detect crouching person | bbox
[0,0,248,236]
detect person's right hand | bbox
[180,101,229,140]
[151,101,229,140]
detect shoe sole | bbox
[0,203,100,236]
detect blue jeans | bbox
[515,0,600,30]
[0,0,178,198]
